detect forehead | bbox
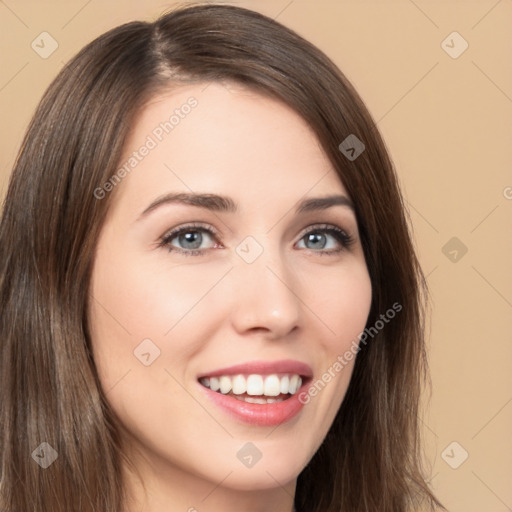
[110,81,349,216]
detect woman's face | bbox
[88,81,372,502]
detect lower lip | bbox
[199,381,309,427]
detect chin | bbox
[215,465,300,492]
[202,444,310,491]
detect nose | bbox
[229,247,302,339]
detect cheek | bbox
[89,241,223,339]
[303,260,371,409]
[314,260,372,350]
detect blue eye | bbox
[160,223,218,256]
[159,223,354,257]
[296,225,354,255]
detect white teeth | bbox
[289,375,300,394]
[209,377,220,392]
[199,373,304,397]
[234,395,285,404]
[219,376,231,394]
[263,375,281,396]
[244,396,266,404]
[232,374,246,394]
[246,375,264,395]
[279,375,290,394]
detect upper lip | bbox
[197,359,313,379]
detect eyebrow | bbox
[137,192,354,220]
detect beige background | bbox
[1,1,511,510]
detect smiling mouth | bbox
[199,373,304,404]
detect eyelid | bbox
[297,222,352,239]
[161,222,221,241]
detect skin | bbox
[88,81,372,512]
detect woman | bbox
[0,3,446,511]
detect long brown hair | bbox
[0,3,445,511]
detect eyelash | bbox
[158,222,355,257]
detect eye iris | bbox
[179,231,202,249]
[306,232,326,249]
